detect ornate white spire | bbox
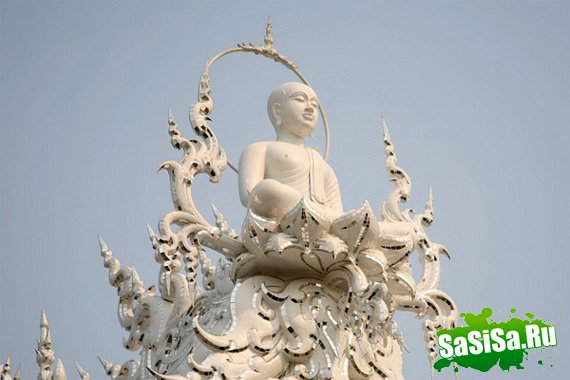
[35,312,66,380]
[1,357,13,380]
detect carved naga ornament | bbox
[97,21,457,380]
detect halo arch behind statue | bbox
[199,25,331,173]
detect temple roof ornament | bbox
[5,21,457,380]
[34,311,69,380]
[1,357,21,380]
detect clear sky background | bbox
[1,1,569,379]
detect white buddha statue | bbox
[238,82,342,221]
[238,82,411,239]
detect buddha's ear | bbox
[272,103,282,126]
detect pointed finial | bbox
[14,365,22,380]
[211,203,237,238]
[418,186,434,226]
[75,362,90,380]
[199,62,210,95]
[97,356,113,373]
[211,203,221,218]
[98,236,108,252]
[2,357,11,376]
[40,310,48,327]
[53,359,67,380]
[168,107,177,129]
[39,310,51,344]
[146,224,157,242]
[264,17,274,48]
[425,187,434,214]
[382,116,391,143]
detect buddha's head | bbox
[267,82,319,140]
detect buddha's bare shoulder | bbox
[241,141,271,157]
[243,141,308,154]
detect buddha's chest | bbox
[265,144,308,174]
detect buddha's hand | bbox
[248,179,303,220]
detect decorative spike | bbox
[211,203,225,229]
[201,62,209,83]
[14,365,22,380]
[157,162,168,173]
[98,236,108,253]
[40,310,48,327]
[36,315,55,380]
[52,359,66,380]
[211,203,221,218]
[417,186,435,227]
[264,17,274,48]
[39,310,51,344]
[146,224,157,242]
[382,117,391,144]
[97,356,113,375]
[424,187,434,215]
[2,358,12,378]
[75,362,90,380]
[440,246,451,260]
[198,64,210,98]
[168,107,174,123]
[211,203,237,238]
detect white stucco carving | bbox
[102,22,455,379]
[34,312,67,380]
[5,21,456,380]
[1,357,21,380]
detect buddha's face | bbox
[271,83,319,139]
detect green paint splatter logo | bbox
[434,308,556,373]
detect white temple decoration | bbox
[74,364,89,380]
[36,311,67,380]
[5,21,457,380]
[1,357,21,380]
[98,22,456,380]
[2,311,91,380]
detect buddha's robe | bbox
[239,141,343,220]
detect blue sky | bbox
[1,1,569,379]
